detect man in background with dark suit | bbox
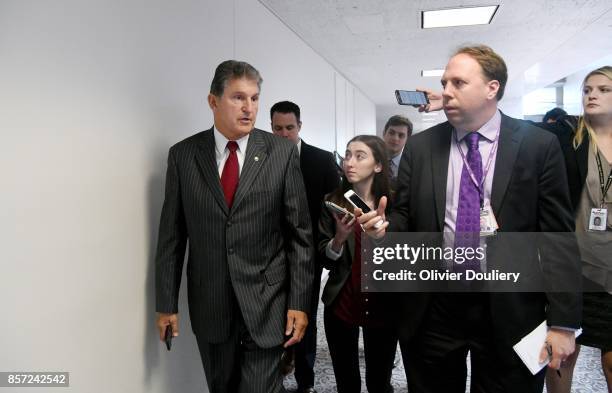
[382,114,413,183]
[155,61,314,393]
[359,45,581,393]
[271,100,340,393]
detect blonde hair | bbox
[573,66,612,150]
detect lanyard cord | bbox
[454,128,500,208]
[595,151,612,208]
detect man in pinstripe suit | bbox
[155,60,314,393]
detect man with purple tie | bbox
[359,45,581,393]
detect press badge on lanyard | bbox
[589,151,611,232]
[480,206,499,237]
[455,129,500,237]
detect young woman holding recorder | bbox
[318,135,396,393]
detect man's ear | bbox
[297,121,302,132]
[207,94,218,111]
[487,80,500,100]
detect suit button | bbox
[228,248,234,254]
[227,220,232,227]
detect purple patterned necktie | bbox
[454,132,482,273]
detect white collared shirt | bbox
[214,127,249,177]
[444,109,501,234]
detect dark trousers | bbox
[293,267,322,389]
[323,307,396,393]
[195,312,285,393]
[400,293,545,393]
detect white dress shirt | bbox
[214,127,249,177]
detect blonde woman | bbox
[544,66,612,393]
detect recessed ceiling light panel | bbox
[422,5,499,29]
[421,69,445,77]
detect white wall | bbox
[331,72,376,152]
[353,88,377,136]
[234,0,376,152]
[0,1,375,392]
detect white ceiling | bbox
[258,0,612,132]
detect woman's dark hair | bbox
[327,135,392,212]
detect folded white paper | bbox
[513,321,582,375]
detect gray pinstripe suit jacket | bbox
[155,127,314,348]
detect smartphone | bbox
[164,325,173,351]
[395,90,429,106]
[333,151,344,171]
[325,201,354,218]
[343,190,382,228]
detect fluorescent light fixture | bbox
[421,69,445,77]
[422,5,499,28]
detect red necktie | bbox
[220,141,239,208]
